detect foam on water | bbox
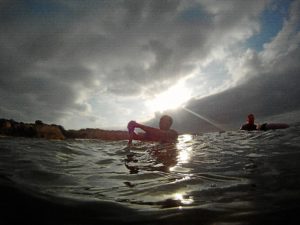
[1,123,300,224]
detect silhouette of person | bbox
[127,115,178,143]
[240,114,258,131]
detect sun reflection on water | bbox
[168,135,195,207]
[173,192,194,205]
[170,134,193,172]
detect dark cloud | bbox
[1,0,297,129]
[152,64,300,133]
[156,0,300,132]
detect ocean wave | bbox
[0,124,300,224]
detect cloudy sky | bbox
[0,0,299,130]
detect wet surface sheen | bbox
[0,123,300,224]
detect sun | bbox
[146,81,192,113]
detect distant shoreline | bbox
[0,118,129,140]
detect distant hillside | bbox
[0,119,129,140]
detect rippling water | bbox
[1,123,300,225]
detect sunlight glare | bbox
[177,134,193,164]
[146,81,191,113]
[174,193,194,205]
[170,134,193,172]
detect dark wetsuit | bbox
[240,123,268,131]
[240,123,257,131]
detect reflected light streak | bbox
[176,134,193,164]
[174,193,194,205]
[169,135,195,207]
[170,134,193,172]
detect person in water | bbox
[240,114,268,131]
[127,115,178,143]
[240,114,257,131]
[240,113,290,131]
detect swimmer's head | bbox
[159,115,173,130]
[247,114,255,124]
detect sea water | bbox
[1,123,300,225]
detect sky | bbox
[0,0,299,130]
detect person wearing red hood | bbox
[240,114,258,131]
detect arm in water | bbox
[127,123,134,146]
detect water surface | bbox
[1,123,300,224]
